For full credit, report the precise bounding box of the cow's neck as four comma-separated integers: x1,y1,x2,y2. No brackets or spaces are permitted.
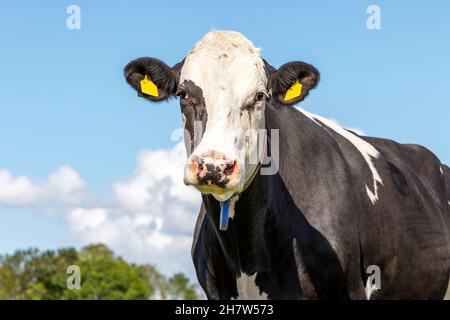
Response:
200,103,326,278
201,167,271,276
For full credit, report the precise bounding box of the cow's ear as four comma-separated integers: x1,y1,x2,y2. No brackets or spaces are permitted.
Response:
270,61,320,105
124,57,179,101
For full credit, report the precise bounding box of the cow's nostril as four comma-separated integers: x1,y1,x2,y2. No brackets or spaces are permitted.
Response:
223,160,237,176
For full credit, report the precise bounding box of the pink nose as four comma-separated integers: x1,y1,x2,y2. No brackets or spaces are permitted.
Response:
188,150,238,187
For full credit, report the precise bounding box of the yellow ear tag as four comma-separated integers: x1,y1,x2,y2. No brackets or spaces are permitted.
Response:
140,75,159,97
284,80,303,101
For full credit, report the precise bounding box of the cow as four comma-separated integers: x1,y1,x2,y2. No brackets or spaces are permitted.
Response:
124,31,450,299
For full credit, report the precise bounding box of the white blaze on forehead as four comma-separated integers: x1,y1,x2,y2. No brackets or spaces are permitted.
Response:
296,107,384,204
180,31,268,198
179,31,267,156
180,31,267,95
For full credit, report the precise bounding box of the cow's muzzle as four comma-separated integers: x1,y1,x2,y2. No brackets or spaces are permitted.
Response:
184,150,241,194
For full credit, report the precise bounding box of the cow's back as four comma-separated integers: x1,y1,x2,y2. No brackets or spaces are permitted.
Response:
443,165,450,202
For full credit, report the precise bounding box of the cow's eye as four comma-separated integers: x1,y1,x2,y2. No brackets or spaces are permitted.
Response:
254,91,267,102
176,90,188,99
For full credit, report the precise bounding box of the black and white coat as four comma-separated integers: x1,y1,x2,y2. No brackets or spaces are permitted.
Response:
124,30,450,300
192,103,450,299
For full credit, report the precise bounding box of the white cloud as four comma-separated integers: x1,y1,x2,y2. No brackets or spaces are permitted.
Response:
0,165,85,206
113,143,199,212
67,207,107,232
0,143,201,277
0,170,38,205
44,166,86,205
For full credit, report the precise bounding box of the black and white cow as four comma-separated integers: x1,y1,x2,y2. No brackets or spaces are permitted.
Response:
124,31,450,299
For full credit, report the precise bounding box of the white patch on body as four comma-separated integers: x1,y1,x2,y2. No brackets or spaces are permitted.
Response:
180,31,267,199
233,272,268,300
296,107,383,204
440,165,444,176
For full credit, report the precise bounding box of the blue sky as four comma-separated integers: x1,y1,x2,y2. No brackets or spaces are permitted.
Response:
0,1,449,276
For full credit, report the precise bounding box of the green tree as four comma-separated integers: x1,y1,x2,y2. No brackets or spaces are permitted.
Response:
167,273,198,300
0,244,199,300
63,244,152,300
0,248,39,299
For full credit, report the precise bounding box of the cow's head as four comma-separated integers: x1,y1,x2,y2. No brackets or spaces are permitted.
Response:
124,31,319,201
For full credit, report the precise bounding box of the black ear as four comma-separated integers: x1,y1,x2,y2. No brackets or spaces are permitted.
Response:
124,57,180,101
270,61,320,105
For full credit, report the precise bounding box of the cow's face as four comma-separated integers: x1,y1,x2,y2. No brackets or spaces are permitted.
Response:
124,31,319,201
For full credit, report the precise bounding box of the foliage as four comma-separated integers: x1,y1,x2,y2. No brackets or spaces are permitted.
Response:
0,244,198,300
